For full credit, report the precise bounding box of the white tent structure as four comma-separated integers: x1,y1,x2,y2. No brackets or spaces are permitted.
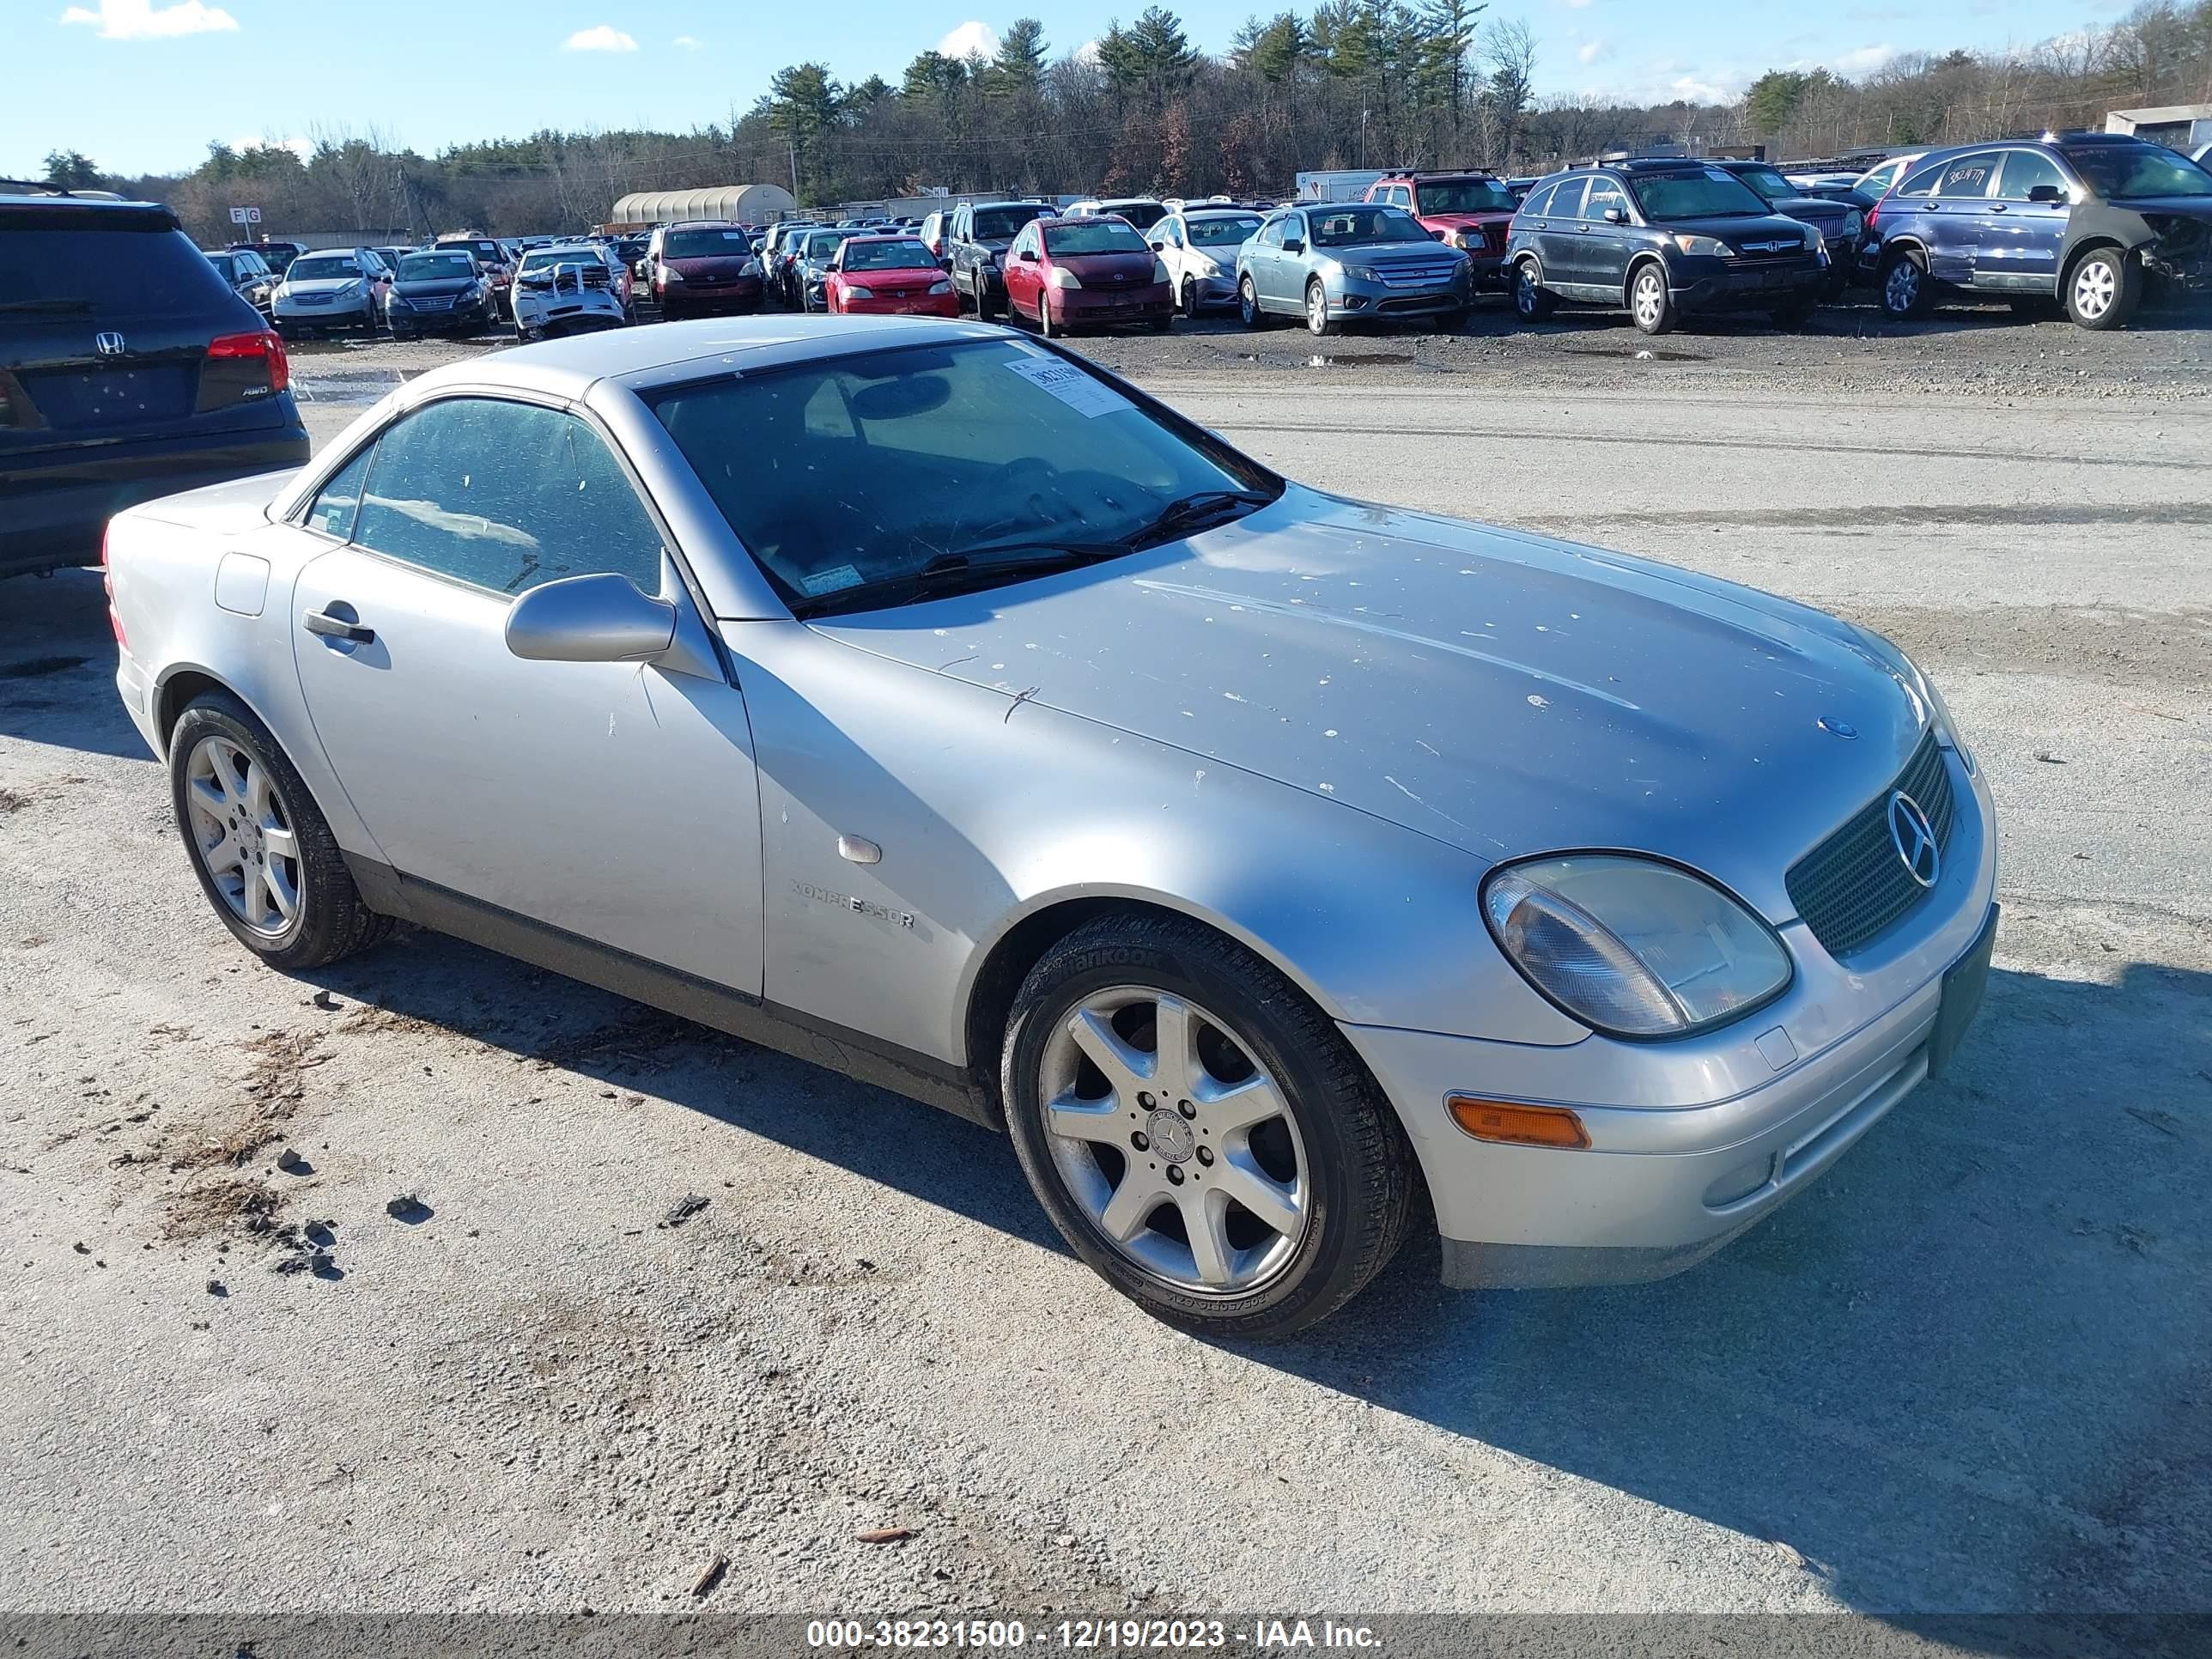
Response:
605,185,799,229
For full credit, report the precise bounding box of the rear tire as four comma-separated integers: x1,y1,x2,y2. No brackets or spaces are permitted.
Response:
2065,246,2139,331
169,692,394,973
1880,246,1934,320
1511,259,1554,321
1000,913,1417,1340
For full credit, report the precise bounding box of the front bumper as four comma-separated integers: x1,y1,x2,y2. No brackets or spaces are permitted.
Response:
273,296,376,330
1326,272,1472,319
661,276,763,311
1053,283,1172,325
387,298,492,334
1674,258,1826,312
841,291,959,317
1344,748,1997,1288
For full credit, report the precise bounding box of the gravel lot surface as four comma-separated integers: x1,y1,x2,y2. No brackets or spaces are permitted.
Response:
3,306,2208,1635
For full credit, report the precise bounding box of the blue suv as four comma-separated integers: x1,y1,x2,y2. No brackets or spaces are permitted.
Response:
1865,132,2212,330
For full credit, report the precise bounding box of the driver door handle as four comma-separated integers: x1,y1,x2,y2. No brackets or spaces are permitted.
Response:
304,608,374,645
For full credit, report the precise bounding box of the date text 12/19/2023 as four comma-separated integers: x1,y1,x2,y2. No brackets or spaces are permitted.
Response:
805,1619,1382,1650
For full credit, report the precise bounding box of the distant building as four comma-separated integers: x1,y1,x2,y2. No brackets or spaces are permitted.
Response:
605,185,799,229
2105,105,2212,149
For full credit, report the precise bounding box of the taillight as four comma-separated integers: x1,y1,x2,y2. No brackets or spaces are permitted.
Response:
100,526,127,649
1864,194,1886,235
208,329,289,394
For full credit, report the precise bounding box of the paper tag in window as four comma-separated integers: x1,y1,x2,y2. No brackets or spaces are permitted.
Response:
1004,356,1131,418
799,564,863,596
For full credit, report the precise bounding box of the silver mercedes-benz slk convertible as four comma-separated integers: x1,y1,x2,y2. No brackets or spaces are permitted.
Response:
104,317,1997,1338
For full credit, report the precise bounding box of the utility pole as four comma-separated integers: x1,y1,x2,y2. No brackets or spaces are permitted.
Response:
789,137,799,204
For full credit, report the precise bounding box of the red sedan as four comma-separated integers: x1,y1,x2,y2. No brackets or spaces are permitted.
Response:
1002,216,1172,336
824,236,959,318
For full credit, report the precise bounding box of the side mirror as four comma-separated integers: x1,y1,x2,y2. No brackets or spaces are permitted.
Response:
1602,207,1626,224
1018,248,1039,263
2027,184,2065,204
1282,239,1304,255
1430,228,1447,240
505,572,676,663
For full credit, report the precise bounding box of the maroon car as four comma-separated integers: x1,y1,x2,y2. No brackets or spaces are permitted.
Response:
1363,171,1521,288
1001,215,1171,336
648,222,763,319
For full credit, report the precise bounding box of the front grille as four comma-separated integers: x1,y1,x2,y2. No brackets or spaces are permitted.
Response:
1376,258,1462,289
413,295,457,312
1785,731,1956,959
1735,238,1808,261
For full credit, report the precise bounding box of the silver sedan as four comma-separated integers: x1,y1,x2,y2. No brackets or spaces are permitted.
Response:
104,318,1996,1338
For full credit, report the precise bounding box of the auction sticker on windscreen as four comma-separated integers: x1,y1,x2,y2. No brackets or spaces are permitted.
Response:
1006,352,1132,417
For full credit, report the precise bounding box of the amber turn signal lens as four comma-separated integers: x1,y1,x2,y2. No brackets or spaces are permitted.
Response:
1446,1095,1590,1149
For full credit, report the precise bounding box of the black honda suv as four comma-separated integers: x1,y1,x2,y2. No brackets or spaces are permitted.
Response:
1507,160,1829,334
3,190,309,579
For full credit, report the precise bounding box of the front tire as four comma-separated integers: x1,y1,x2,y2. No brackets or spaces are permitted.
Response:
170,692,394,972
1001,913,1417,1340
1304,279,1336,337
2065,246,2140,331
1628,262,1676,335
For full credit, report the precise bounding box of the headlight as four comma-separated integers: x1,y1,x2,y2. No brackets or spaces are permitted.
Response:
387,293,411,310
1844,623,1973,774
741,258,762,277
1843,209,1863,235
844,284,875,299
1189,255,1220,278
1482,856,1792,1038
927,278,953,294
1344,264,1384,282
1452,228,1476,248
1802,226,1826,253
1669,234,1735,258
1151,257,1170,283
1047,266,1082,289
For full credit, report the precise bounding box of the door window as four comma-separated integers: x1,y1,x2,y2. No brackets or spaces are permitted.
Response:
1584,179,1629,222
1521,183,1557,217
1256,216,1286,249
306,446,374,541
1547,178,1589,220
351,398,666,598
1996,150,2070,202
1934,152,2002,198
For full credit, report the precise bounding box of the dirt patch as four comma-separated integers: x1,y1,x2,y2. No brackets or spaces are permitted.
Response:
0,788,27,815
161,1028,333,1172
1849,603,2212,698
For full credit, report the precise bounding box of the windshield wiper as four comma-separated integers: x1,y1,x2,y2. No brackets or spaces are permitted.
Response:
0,298,94,313
1126,489,1273,549
793,541,1128,619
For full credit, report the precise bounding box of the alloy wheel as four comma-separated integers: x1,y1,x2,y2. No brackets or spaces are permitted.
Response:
1885,258,1920,314
183,734,301,938
1632,270,1665,330
1306,283,1328,333
2072,259,2115,321
1037,986,1308,1295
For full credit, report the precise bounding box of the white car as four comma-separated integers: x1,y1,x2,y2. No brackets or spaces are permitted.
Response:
270,247,389,338
509,244,629,343
1066,196,1170,234
1147,206,1266,316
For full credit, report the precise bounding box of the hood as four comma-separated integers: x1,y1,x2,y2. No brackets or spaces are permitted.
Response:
394,276,477,297
1769,196,1850,222
815,489,1930,917
666,254,755,277
1328,239,1462,262
1420,210,1515,229
1668,212,1814,245
2116,195,2212,220
846,265,941,289
1056,250,1158,283
280,275,364,295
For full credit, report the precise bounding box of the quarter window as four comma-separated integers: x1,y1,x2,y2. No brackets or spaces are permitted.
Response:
351,398,665,598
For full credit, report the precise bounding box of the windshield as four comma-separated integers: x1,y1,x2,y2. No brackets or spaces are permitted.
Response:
665,227,751,258
1735,167,1798,202
650,337,1274,614
2063,143,2212,199
843,239,937,271
1187,215,1262,246
1627,169,1771,219
1043,219,1149,255
802,232,847,258
1309,206,1431,246
1415,179,1516,214
973,204,1049,240
1106,201,1167,230
520,248,598,273
287,256,357,283
399,252,472,281
206,254,237,280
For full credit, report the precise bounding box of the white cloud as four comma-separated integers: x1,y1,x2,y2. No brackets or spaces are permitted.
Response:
937,21,997,59
562,25,636,52
1669,73,1740,104
1577,38,1613,65
1553,0,1595,9
1833,43,1898,76
58,0,238,39
672,34,700,48
1073,38,1101,67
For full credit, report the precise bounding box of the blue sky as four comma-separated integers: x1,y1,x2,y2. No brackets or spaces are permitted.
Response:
7,0,2106,177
